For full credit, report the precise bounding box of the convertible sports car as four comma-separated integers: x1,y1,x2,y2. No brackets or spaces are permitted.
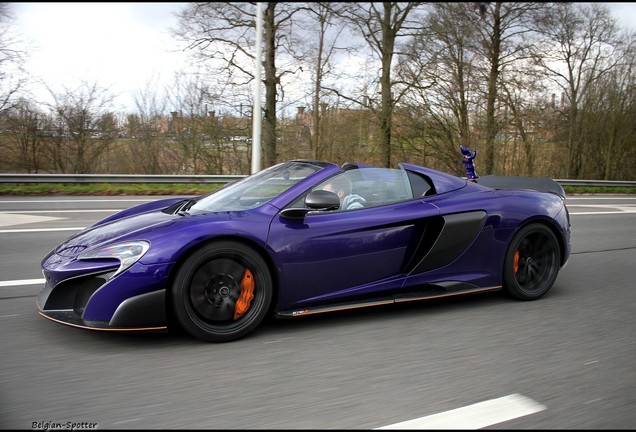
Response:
37,160,571,342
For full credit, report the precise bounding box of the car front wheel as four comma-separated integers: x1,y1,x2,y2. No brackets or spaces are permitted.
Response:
172,241,273,342
503,223,561,301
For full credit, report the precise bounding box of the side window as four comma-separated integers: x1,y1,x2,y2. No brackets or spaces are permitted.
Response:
352,169,413,207
315,171,366,211
304,168,414,211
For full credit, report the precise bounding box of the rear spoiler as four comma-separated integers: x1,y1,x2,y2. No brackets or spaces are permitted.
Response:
477,175,565,198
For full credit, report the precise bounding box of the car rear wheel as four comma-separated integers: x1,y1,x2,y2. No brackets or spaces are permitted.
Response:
503,223,560,300
172,241,273,342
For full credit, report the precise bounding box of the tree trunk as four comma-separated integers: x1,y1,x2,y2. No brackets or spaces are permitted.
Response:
263,3,278,167
484,2,502,175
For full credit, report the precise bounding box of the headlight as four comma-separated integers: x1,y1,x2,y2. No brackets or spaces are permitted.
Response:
78,241,150,277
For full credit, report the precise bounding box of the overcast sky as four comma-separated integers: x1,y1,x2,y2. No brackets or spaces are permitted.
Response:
9,2,636,113
11,2,189,111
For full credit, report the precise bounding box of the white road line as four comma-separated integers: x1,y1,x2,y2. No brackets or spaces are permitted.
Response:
568,204,636,209
568,204,636,215
0,209,122,213
374,394,546,430
0,278,45,287
567,197,636,200
570,211,636,215
0,199,156,203
0,214,63,228
0,227,84,233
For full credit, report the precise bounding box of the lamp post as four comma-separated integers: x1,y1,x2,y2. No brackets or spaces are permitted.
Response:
251,2,263,174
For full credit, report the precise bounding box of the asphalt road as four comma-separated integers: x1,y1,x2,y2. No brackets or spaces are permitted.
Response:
1,195,635,430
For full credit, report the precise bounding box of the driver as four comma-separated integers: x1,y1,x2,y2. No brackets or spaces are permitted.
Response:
321,175,366,210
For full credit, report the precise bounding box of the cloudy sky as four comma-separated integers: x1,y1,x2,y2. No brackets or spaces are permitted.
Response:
11,2,189,111
9,2,636,112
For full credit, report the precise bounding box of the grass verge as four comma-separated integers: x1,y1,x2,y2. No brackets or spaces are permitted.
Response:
0,183,223,196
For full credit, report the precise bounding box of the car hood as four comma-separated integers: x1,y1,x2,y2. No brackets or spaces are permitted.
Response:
53,211,177,258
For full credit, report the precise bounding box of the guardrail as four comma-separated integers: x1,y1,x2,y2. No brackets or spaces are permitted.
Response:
0,173,246,184
554,179,636,188
0,174,634,188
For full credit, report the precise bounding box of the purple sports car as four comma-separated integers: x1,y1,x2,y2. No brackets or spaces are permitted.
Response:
37,160,571,342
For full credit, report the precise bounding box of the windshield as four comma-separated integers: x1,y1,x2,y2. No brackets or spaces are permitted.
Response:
188,161,327,213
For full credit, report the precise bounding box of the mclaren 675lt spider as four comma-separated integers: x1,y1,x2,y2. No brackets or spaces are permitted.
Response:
37,160,571,342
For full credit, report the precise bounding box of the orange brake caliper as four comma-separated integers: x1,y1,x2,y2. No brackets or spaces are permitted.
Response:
513,251,520,273
234,269,255,320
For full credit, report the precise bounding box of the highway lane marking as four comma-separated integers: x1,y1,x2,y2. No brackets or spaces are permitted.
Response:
571,211,636,215
0,211,93,232
568,204,636,215
0,199,157,203
567,197,636,200
374,393,546,430
0,227,85,233
0,209,122,213
0,213,63,227
568,204,636,209
0,210,108,233
0,278,45,287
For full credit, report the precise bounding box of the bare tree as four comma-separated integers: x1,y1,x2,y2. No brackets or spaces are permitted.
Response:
532,2,627,178
294,2,352,160
329,2,425,167
121,77,172,174
0,3,27,114
45,81,117,173
396,2,478,174
0,99,44,172
174,2,306,168
464,2,548,175
577,44,636,180
166,70,240,175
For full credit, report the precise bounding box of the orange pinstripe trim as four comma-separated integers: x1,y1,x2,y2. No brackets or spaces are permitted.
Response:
394,286,502,303
38,311,167,332
292,299,394,316
289,286,502,316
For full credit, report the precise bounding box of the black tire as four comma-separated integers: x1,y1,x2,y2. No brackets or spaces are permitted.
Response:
503,223,561,301
172,241,273,342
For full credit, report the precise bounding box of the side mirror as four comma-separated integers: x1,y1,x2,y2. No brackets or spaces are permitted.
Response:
305,190,340,210
280,190,340,220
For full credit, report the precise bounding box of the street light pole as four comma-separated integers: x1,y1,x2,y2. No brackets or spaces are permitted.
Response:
251,2,263,174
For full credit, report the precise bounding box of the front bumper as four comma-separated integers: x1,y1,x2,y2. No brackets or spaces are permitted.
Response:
37,262,173,331
37,288,167,331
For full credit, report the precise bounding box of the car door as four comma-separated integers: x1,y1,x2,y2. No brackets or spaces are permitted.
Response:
267,169,440,311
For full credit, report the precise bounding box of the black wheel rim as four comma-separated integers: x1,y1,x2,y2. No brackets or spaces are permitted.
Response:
189,258,252,323
513,232,557,294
